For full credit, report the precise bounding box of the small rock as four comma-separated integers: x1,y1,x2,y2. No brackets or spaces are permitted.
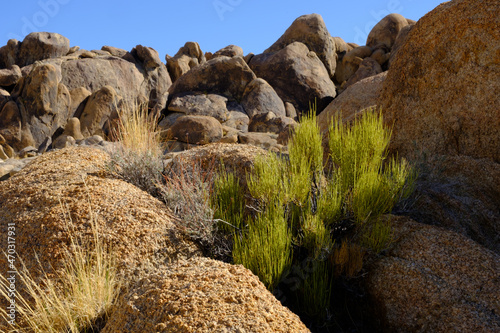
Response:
52,135,76,149
63,117,84,140
168,115,223,145
168,93,229,122
0,65,22,87
37,136,52,154
213,45,244,58
238,132,279,150
18,146,37,158
0,146,7,160
82,135,104,146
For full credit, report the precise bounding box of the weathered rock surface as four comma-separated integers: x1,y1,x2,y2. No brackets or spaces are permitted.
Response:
241,78,286,118
318,72,387,133
213,44,244,58
168,93,229,122
366,13,409,49
0,147,200,332
79,85,121,137
264,13,337,78
248,111,296,135
343,57,382,89
103,257,310,333
0,39,20,69
17,32,70,67
388,24,414,67
18,63,72,149
406,155,500,254
334,45,372,84
166,42,206,82
379,0,500,162
250,42,336,113
367,216,500,333
0,65,22,86
168,115,223,145
169,56,256,101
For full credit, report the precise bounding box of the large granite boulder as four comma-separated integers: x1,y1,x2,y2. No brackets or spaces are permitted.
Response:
249,42,336,114
102,257,310,333
264,13,337,78
379,0,500,162
367,216,500,332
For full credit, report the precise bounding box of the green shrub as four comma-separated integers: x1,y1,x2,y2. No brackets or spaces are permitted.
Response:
233,200,292,291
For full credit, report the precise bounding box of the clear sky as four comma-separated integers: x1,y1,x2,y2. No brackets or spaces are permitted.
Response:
2,0,444,61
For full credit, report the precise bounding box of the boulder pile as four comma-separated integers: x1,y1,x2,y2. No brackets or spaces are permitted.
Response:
1,1,499,332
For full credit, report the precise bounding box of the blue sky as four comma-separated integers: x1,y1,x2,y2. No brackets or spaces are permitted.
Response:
2,0,444,60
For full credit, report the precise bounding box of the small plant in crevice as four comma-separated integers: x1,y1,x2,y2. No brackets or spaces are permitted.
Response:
106,102,165,197
210,107,416,324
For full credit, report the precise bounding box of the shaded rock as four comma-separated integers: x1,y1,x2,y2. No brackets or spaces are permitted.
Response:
60,57,151,109
101,45,127,57
0,65,22,86
370,48,390,66
241,78,286,118
166,42,206,82
17,32,70,67
249,112,296,135
388,24,414,67
79,85,121,137
265,14,337,78
169,56,256,101
52,134,76,149
0,159,26,180
102,257,310,333
69,86,91,117
133,44,163,70
0,39,20,69
244,52,254,64
366,13,409,49
405,155,500,254
335,45,372,84
223,109,249,132
213,44,244,58
18,145,38,158
238,132,279,150
37,136,51,153
379,0,500,162
343,57,382,89
285,102,297,120
0,147,200,331
367,216,500,333
0,100,22,146
168,93,229,122
168,115,223,145
17,64,72,149
158,112,185,132
318,72,387,133
250,42,336,114
80,134,104,146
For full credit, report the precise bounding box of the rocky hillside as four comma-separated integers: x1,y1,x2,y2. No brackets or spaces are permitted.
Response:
1,0,499,332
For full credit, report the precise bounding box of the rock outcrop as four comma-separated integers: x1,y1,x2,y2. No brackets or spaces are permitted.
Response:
379,0,500,162
318,72,387,133
367,216,500,332
250,42,336,113
0,147,199,308
264,14,337,78
102,257,310,333
169,55,256,102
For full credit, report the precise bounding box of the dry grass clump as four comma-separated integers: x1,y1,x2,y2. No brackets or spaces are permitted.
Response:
0,200,120,333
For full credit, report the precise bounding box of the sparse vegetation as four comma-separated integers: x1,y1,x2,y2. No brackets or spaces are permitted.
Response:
210,107,416,321
0,200,120,333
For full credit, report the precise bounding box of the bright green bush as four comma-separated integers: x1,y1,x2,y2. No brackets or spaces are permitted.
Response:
233,200,292,291
211,107,415,321
212,164,245,232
